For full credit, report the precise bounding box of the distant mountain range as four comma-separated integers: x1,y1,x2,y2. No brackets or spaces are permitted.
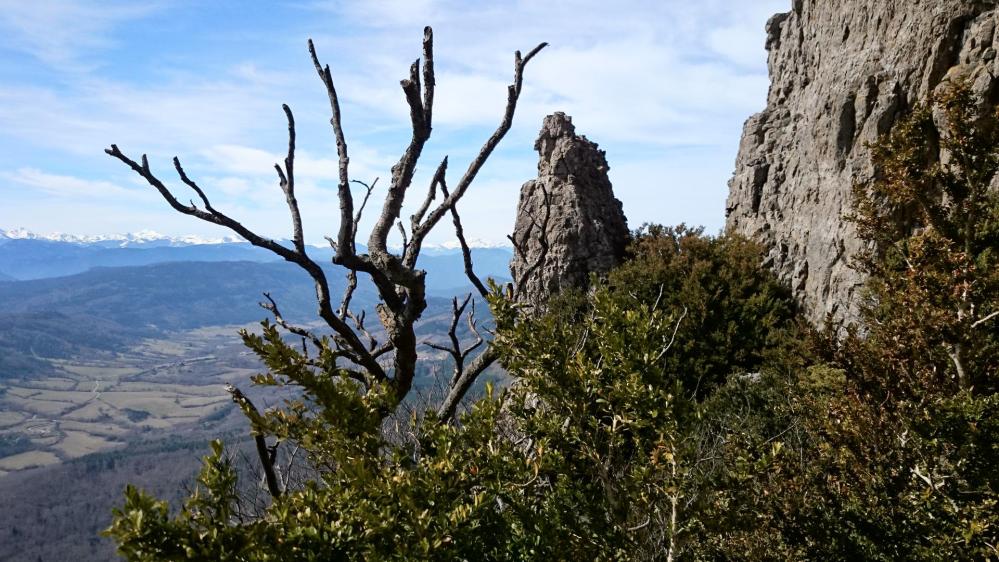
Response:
0,227,243,248
0,259,500,376
0,227,512,252
0,228,513,288
0,228,511,378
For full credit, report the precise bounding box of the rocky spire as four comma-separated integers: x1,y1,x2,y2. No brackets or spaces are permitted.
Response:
509,112,629,307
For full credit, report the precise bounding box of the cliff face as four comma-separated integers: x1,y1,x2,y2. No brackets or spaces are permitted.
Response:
727,0,999,324
509,112,629,307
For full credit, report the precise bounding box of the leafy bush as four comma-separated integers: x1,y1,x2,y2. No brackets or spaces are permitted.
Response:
105,227,800,561
607,225,797,396
103,83,999,562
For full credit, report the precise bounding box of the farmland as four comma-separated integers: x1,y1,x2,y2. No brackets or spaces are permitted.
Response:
0,324,255,476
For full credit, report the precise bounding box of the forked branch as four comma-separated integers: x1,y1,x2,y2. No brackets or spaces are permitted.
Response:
226,383,281,499
427,295,490,420
108,27,547,427
405,40,548,269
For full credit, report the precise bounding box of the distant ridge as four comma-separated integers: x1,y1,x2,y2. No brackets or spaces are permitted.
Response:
0,227,513,289
0,227,244,248
0,227,512,252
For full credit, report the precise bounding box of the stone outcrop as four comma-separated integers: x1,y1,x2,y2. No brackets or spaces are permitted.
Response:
727,0,999,325
509,112,629,306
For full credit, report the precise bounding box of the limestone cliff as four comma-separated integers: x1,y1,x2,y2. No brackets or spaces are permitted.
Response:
509,112,629,307
727,0,999,324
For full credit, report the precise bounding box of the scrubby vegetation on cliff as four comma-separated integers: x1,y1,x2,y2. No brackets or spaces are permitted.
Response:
104,83,998,561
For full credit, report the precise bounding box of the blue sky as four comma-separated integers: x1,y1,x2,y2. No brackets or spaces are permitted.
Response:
0,0,788,246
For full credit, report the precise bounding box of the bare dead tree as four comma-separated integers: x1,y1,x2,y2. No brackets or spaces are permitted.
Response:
106,28,546,428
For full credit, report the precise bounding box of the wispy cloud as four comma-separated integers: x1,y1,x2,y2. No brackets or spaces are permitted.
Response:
0,72,283,158
2,167,143,200
0,0,790,241
0,0,161,69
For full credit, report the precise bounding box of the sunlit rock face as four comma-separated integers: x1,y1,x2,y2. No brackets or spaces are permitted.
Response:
728,0,999,325
510,112,629,307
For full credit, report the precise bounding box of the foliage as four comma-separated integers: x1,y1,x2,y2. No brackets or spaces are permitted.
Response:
826,81,999,558
104,83,999,561
851,83,999,395
607,225,797,396
105,228,800,561
722,81,999,560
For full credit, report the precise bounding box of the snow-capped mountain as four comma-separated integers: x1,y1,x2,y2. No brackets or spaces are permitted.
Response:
412,239,513,256
0,226,513,284
432,238,512,251
1,227,511,251
0,228,245,248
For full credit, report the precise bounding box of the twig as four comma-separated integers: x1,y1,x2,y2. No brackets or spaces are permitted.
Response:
971,309,999,329
656,307,688,362
225,383,281,499
308,38,354,255
260,292,323,350
439,181,488,297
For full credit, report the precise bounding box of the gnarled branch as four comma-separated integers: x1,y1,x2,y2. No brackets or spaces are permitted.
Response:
108,28,546,416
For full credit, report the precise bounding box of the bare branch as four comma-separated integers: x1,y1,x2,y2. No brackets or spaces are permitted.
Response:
279,443,302,493
507,222,532,262
308,39,354,256
397,221,409,253
427,294,489,421
110,29,545,415
346,309,379,352
350,178,378,246
226,383,281,499
437,346,498,421
336,178,378,321
448,295,472,366
338,271,358,320
106,146,387,382
369,29,435,257
411,157,447,236
174,158,213,212
445,191,488,298
656,306,688,362
260,292,322,349
462,298,485,360
947,344,969,390
412,41,547,250
277,104,305,254
421,26,435,129
971,309,999,329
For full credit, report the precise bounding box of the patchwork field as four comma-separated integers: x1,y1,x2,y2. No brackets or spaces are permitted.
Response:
0,324,258,472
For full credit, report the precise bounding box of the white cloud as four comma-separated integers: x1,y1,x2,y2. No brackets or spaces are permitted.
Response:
0,0,793,240
0,0,161,69
0,73,283,158
2,167,144,200
309,0,787,149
